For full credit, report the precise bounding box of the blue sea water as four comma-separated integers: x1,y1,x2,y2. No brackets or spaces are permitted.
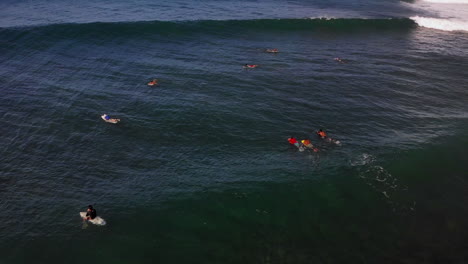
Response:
1,0,468,263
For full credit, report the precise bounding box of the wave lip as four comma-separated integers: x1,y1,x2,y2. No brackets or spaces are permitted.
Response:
410,16,468,32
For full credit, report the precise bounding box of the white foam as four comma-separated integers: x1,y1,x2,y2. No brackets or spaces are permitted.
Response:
411,16,468,31
350,153,375,166
410,0,468,32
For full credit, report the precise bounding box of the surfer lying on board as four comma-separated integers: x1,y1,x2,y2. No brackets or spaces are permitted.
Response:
147,79,158,86
288,136,306,152
301,139,319,152
101,114,120,124
316,129,341,145
334,57,345,63
243,64,258,69
316,129,327,139
84,205,97,220
266,48,279,53
287,136,300,148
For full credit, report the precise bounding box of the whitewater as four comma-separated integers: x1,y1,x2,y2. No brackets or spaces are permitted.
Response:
410,0,468,31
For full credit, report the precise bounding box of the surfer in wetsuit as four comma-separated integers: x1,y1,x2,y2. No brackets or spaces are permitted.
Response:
85,205,97,220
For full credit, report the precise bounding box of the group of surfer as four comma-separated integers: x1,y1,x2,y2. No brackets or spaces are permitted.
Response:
101,49,347,124
93,50,345,225
288,129,339,152
288,136,319,152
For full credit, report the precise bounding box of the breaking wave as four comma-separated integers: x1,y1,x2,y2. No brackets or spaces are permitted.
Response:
410,0,468,32
411,16,468,31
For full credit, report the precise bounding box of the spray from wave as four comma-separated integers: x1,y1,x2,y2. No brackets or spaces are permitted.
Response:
410,0,468,32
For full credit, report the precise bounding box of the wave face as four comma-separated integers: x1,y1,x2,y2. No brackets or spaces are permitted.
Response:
0,0,416,28
0,18,417,42
410,0,468,31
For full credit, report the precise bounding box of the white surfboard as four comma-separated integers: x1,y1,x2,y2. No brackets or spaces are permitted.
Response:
101,114,120,124
80,212,106,226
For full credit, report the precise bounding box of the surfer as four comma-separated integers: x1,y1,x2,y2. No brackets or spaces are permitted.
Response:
316,129,327,139
84,205,97,220
288,136,300,148
101,114,120,124
243,64,258,69
266,48,279,53
301,139,314,148
334,57,345,63
301,139,319,152
79,205,106,226
147,79,158,86
301,139,318,150
316,129,341,145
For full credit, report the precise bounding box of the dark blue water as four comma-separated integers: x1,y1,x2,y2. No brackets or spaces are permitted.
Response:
1,0,468,263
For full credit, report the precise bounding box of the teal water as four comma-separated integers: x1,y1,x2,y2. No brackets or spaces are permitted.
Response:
1,0,468,263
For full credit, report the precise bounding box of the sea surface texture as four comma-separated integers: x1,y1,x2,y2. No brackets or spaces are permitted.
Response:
1,0,468,263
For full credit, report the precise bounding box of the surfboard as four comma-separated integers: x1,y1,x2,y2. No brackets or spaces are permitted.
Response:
101,114,119,124
80,212,106,226
326,138,341,145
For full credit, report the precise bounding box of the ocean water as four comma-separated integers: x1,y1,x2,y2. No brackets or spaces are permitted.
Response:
1,0,468,263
